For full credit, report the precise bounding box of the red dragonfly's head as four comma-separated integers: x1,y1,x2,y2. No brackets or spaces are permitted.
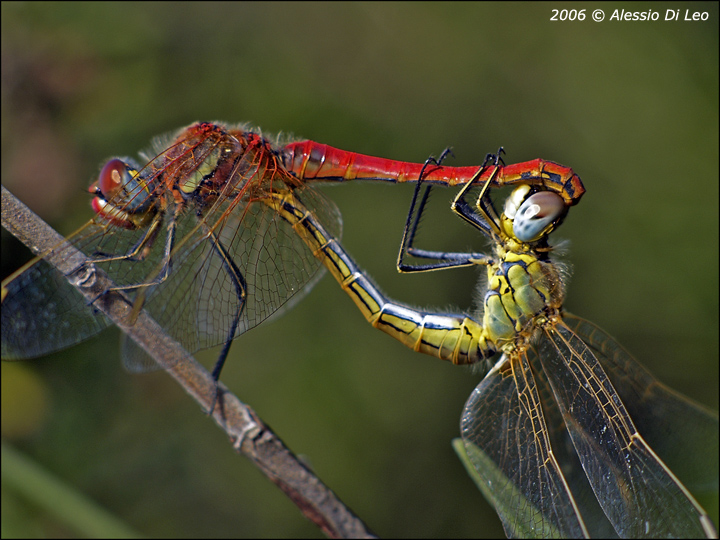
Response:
89,158,156,229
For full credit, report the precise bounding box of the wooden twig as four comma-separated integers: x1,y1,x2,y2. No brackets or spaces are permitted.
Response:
1,186,375,539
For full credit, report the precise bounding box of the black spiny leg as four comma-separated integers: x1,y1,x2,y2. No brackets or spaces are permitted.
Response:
449,148,507,237
397,149,492,273
205,228,247,414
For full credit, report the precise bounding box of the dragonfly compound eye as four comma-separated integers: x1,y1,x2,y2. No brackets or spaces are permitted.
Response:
96,158,133,200
90,157,152,229
512,190,565,242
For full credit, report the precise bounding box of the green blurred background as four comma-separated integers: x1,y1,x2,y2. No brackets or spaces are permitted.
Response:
1,2,717,538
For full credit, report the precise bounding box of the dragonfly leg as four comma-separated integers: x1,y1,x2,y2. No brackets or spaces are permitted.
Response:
91,211,164,263
401,149,455,262
450,147,504,231
397,154,492,273
449,162,502,237
109,214,179,330
206,228,247,385
483,147,505,168
83,210,178,318
195,229,247,413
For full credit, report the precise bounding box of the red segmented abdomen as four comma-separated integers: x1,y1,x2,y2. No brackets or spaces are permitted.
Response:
282,140,482,185
282,141,584,205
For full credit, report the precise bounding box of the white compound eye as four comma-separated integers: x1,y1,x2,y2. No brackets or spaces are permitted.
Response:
512,191,565,242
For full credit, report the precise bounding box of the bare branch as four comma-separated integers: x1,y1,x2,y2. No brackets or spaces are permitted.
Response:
1,186,375,539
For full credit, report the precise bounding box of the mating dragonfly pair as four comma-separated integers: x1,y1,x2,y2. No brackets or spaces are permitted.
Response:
2,122,717,538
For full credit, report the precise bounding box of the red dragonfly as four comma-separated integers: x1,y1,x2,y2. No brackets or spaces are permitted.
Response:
1,121,581,380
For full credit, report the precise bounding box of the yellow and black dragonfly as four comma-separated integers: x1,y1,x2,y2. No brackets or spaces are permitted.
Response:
266,151,718,538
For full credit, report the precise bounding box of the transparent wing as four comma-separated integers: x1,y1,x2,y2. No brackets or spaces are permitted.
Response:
539,319,716,538
2,218,139,360
563,313,718,497
461,352,588,538
2,169,341,371
120,180,340,371
2,240,111,359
